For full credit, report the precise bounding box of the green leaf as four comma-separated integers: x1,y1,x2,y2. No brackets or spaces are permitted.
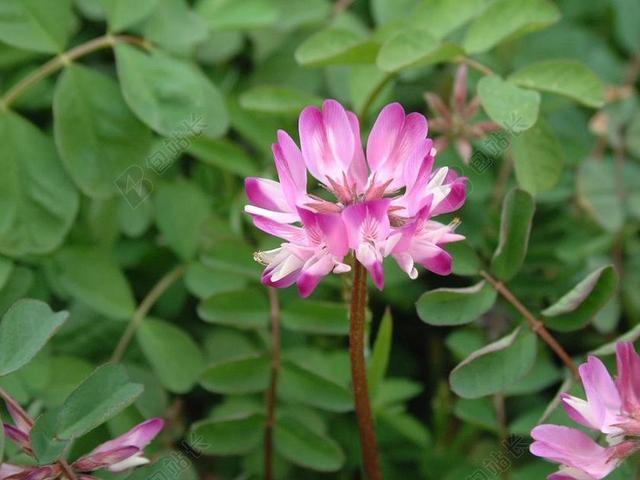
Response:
188,136,258,177
509,60,605,108
274,415,345,472
155,181,210,261
143,0,208,55
0,0,75,53
30,409,69,464
0,300,68,376
197,0,279,30
477,76,540,133
543,266,619,332
376,27,463,73
239,86,321,115
190,413,265,456
295,28,379,67
463,0,560,54
411,0,487,39
0,258,13,292
137,318,204,394
184,262,248,300
53,64,152,198
612,0,640,53
577,158,624,232
200,354,270,394
198,289,269,329
281,300,349,335
54,247,135,320
100,0,159,32
448,241,481,276
512,119,564,195
279,361,352,412
0,112,79,257
368,310,392,397
450,327,537,398
371,0,419,25
115,44,228,138
56,363,143,439
416,281,497,326
490,188,535,281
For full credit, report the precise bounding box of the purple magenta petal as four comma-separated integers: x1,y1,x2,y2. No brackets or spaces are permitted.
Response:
74,446,140,472
90,418,164,456
616,342,640,414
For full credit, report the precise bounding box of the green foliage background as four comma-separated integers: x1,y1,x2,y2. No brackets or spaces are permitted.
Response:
0,0,639,478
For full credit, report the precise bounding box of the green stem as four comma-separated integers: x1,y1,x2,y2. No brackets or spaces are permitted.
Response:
111,265,185,363
349,261,382,480
264,288,281,480
455,55,495,76
1,34,149,110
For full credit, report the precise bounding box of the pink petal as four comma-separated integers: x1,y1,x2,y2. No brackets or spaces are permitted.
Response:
367,103,428,191
244,178,298,223
251,215,306,243
91,418,164,456
414,245,453,275
299,100,354,184
548,473,588,480
5,403,31,434
530,425,617,479
579,356,622,432
297,208,349,257
3,424,31,452
297,254,336,298
616,342,640,414
341,199,392,248
346,111,368,192
74,446,140,472
273,130,306,208
0,464,27,479
260,245,310,288
431,174,467,216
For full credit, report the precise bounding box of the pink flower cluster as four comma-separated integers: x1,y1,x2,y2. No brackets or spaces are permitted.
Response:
245,100,467,297
531,342,640,479
1,398,164,480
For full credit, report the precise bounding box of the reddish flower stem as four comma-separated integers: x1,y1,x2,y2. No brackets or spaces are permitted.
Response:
264,287,281,480
349,261,382,480
480,270,580,380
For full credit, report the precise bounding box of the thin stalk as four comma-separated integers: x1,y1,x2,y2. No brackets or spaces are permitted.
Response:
1,34,149,110
480,270,580,380
0,388,77,480
59,460,78,480
111,265,185,363
349,261,382,480
264,287,281,480
456,56,495,76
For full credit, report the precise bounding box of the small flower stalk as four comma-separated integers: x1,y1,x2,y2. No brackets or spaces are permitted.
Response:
246,99,468,297
531,342,640,479
1,392,164,480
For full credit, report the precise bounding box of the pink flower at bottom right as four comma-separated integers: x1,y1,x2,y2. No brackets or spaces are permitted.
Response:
530,342,640,479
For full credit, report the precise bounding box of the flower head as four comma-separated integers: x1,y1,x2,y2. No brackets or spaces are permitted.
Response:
425,65,499,163
530,342,640,479
1,393,164,480
245,100,467,297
